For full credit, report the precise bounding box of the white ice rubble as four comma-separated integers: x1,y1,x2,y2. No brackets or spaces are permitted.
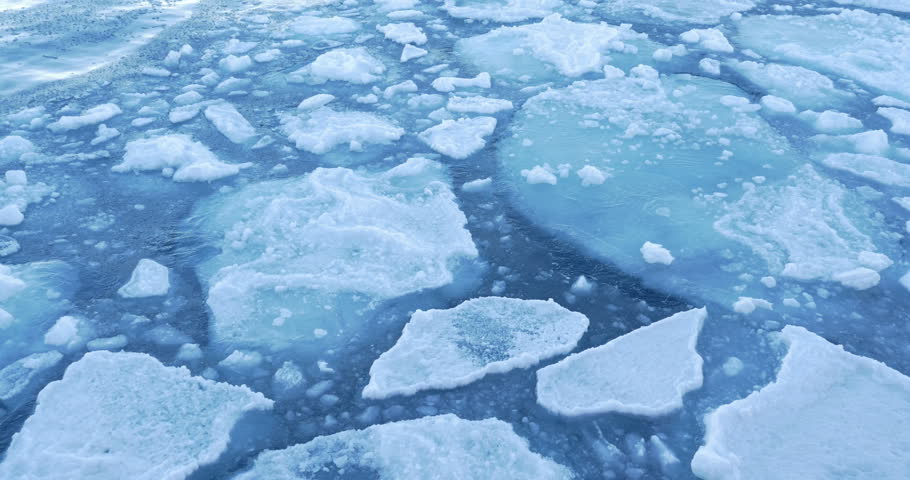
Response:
112,134,248,182
280,107,404,157
235,414,573,480
419,117,497,159
692,326,910,480
536,308,706,417
288,47,385,84
363,297,589,399
0,351,273,480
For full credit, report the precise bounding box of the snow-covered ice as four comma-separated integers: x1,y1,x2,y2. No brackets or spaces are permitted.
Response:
280,107,404,157
289,47,386,84
536,308,706,417
364,297,589,399
112,134,246,182
419,116,497,159
692,326,910,479
0,351,272,480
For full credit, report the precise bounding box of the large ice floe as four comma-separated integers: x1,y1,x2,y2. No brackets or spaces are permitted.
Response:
691,326,910,479
194,158,478,353
234,414,573,479
497,69,895,309
0,351,272,480
364,297,589,399
537,308,705,417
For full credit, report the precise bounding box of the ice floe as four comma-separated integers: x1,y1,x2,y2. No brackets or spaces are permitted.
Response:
235,414,573,479
112,134,247,182
364,297,588,399
692,326,910,479
536,308,705,417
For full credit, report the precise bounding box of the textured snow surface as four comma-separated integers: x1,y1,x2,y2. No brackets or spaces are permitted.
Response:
113,134,245,182
195,158,478,352
692,326,910,480
537,308,706,417
364,297,589,399
235,414,574,480
0,351,272,480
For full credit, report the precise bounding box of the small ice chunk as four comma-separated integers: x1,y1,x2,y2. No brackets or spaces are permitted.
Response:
118,259,170,298
799,110,863,133
90,124,120,145
722,357,744,376
400,44,428,62
0,136,35,163
521,165,557,185
280,107,404,155
363,297,589,399
699,58,721,75
288,16,360,36
418,117,497,159
732,296,773,315
289,47,385,84
47,104,122,133
0,351,273,480
680,28,734,53
570,275,594,295
297,94,335,110
576,165,608,186
86,335,129,351
235,414,572,480
223,38,257,55
446,96,513,114
377,22,427,45
383,80,418,99
691,326,910,480
878,107,910,136
432,72,491,92
218,55,253,73
43,315,85,349
204,103,256,144
461,177,492,192
536,308,706,417
641,242,674,265
0,205,24,226
821,153,910,188
112,135,244,182
760,95,796,114
832,267,880,290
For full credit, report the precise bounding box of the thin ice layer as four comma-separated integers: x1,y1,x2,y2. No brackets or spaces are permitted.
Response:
736,10,910,101
0,351,273,480
692,326,910,479
235,414,573,480
195,158,478,352
536,308,706,417
364,297,589,399
0,261,77,369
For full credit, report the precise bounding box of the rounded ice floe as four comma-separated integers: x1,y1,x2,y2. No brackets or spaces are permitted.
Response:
194,158,478,353
112,134,247,182
691,325,910,480
441,0,563,23
363,297,589,399
0,351,272,480
457,15,657,82
234,414,573,480
288,47,385,84
497,71,895,309
118,259,170,298
279,107,404,157
602,0,756,24
536,307,706,417
0,261,77,369
418,116,497,159
735,9,910,101
640,242,674,265
679,28,733,53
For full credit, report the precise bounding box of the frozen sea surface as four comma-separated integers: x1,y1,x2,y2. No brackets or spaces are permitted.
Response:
1,0,909,478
